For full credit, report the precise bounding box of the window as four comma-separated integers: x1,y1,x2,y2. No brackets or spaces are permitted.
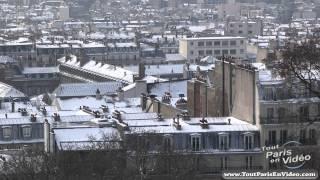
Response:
278,108,286,120
219,133,230,150
214,41,221,46
206,50,212,55
163,135,173,152
198,42,204,47
214,50,221,55
240,49,244,54
190,42,194,46
198,50,204,56
221,157,228,169
239,24,243,28
268,130,276,146
246,156,253,169
280,130,287,145
230,41,236,46
190,50,194,55
22,126,31,138
244,133,254,150
238,30,243,34
230,24,234,27
299,106,309,120
240,40,244,45
137,135,150,150
300,129,306,143
2,127,12,138
267,108,274,119
264,88,274,100
309,129,316,140
191,134,201,151
222,41,228,46
222,49,228,55
248,31,253,34
206,41,212,46
230,49,236,55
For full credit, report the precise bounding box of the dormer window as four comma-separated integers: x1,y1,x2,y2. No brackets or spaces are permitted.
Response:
218,133,230,150
190,133,201,151
243,132,254,150
2,126,12,139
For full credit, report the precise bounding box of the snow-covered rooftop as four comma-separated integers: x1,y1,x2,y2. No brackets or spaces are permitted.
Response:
22,67,59,74
0,82,25,98
54,82,123,98
54,127,121,151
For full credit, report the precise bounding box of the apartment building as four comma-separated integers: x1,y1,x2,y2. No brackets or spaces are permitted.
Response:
179,37,247,62
225,20,263,37
187,60,320,169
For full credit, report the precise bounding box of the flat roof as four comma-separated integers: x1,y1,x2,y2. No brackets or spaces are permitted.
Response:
180,36,246,41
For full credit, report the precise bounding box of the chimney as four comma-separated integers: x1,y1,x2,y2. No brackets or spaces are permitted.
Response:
44,119,51,153
228,118,231,125
50,130,55,153
53,113,61,122
138,63,145,80
141,93,147,110
117,87,124,101
11,101,15,113
30,114,37,122
200,117,209,129
96,88,102,100
135,80,147,94
112,110,122,122
0,99,2,109
101,105,109,113
173,115,182,130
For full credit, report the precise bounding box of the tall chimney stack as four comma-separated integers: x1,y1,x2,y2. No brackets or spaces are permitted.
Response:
11,101,15,113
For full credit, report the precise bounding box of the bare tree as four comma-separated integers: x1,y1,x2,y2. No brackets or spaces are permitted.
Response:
277,39,320,97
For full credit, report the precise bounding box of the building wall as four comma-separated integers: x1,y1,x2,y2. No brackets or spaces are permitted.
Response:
179,37,247,62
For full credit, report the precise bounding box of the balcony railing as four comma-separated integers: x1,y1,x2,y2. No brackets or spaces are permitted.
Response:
260,115,320,124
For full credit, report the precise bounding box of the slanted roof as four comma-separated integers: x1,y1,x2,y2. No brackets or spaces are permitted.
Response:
54,82,123,98
0,82,25,98
54,127,121,151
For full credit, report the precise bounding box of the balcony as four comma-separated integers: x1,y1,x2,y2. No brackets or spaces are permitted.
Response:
260,115,320,124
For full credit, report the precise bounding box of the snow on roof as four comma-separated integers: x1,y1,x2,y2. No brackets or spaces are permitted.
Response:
258,70,284,85
251,63,266,71
58,55,136,83
120,112,158,120
0,117,46,125
142,76,168,84
165,54,186,62
54,82,122,98
54,127,120,151
188,64,215,72
0,82,25,98
149,80,187,97
22,67,59,74
56,97,108,111
82,60,136,83
126,117,258,134
122,83,136,92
